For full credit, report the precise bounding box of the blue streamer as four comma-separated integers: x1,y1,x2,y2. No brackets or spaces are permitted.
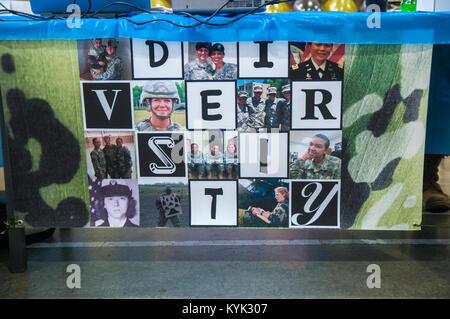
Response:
0,11,450,44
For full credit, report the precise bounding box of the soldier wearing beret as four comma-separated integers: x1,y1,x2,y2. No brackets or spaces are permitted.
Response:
210,43,237,80
136,81,185,131
290,42,343,81
184,42,214,80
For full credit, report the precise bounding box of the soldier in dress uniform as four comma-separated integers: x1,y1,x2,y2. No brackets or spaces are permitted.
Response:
209,43,237,80
246,85,266,132
290,42,343,81
279,84,291,132
136,81,185,131
90,138,106,179
237,91,250,132
115,137,132,179
184,42,214,80
265,86,282,131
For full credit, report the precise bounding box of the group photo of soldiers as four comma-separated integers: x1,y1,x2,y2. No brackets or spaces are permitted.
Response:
289,42,345,81
184,42,237,80
78,38,132,81
187,132,239,180
237,79,291,132
86,131,135,180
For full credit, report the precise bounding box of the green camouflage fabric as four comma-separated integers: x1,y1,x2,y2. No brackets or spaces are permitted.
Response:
135,118,185,131
289,155,341,180
213,62,237,80
268,199,289,227
103,144,118,178
184,59,214,80
205,151,224,164
95,55,123,80
246,97,266,128
139,81,180,105
237,105,250,131
116,146,132,178
90,148,107,179
342,44,432,230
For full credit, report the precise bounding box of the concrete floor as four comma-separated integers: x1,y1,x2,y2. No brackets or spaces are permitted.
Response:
1,159,449,299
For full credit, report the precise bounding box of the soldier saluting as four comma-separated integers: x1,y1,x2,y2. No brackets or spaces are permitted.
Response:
290,42,343,81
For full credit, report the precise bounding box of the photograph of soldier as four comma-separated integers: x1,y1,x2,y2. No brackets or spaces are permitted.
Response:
78,38,131,81
236,91,250,132
237,79,290,132
238,179,289,228
184,42,238,80
289,42,345,81
209,43,237,80
133,80,186,131
205,144,225,179
85,131,136,180
223,138,239,179
139,182,189,227
89,179,139,227
188,143,205,179
289,131,342,180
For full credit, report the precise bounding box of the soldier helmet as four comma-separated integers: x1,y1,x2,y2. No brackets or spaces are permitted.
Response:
106,38,118,48
195,42,212,51
210,43,225,55
268,87,277,95
281,84,291,93
253,85,263,93
238,91,248,98
140,81,181,106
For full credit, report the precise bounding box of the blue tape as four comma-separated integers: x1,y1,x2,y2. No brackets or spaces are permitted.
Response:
0,11,450,44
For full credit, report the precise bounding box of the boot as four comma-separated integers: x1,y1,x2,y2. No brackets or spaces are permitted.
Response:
423,154,450,212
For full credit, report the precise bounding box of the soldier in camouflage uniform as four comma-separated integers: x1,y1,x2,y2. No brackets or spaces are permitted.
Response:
115,137,132,179
155,187,181,227
289,134,341,179
264,86,282,131
246,85,266,132
90,138,106,179
103,135,118,178
278,84,291,132
136,81,185,131
205,145,224,179
237,91,250,132
223,141,239,179
243,187,289,227
209,43,237,80
184,42,214,80
188,143,205,179
93,39,123,81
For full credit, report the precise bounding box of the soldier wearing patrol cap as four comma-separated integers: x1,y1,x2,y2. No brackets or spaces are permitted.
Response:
279,84,291,132
94,38,123,81
237,91,250,132
210,43,237,80
290,42,343,81
184,42,214,80
265,86,282,131
136,81,185,131
246,84,266,132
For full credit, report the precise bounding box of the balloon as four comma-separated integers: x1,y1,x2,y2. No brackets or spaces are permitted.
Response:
322,0,359,12
293,0,322,11
265,3,292,13
151,0,172,8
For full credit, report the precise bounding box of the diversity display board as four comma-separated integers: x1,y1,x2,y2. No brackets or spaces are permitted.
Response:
0,39,433,230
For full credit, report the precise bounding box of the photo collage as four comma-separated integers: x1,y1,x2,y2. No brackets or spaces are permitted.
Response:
77,38,344,229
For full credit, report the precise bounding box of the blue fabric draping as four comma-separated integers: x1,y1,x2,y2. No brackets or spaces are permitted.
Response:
0,11,450,44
